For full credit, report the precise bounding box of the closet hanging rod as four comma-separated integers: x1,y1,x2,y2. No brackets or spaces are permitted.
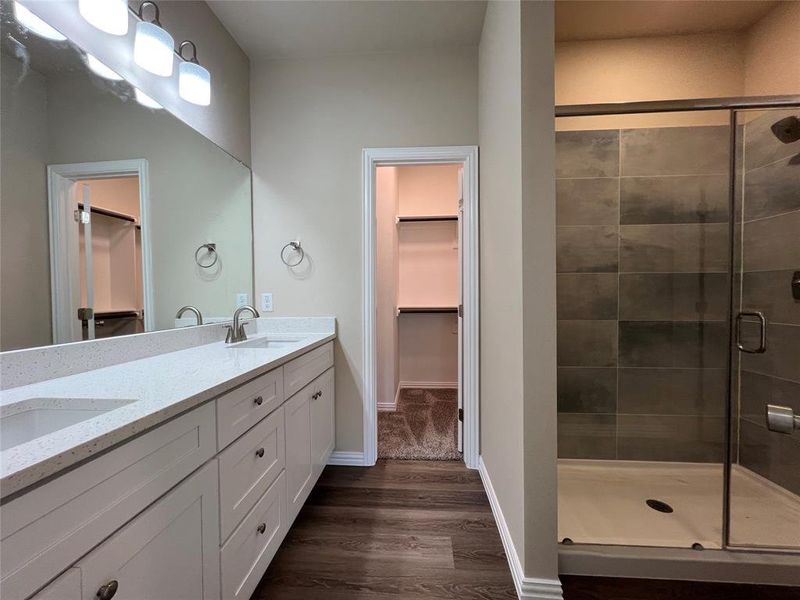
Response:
78,203,137,224
397,215,458,223
397,306,458,314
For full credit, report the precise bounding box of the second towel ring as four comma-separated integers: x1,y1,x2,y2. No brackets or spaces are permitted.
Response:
195,243,218,268
280,240,305,267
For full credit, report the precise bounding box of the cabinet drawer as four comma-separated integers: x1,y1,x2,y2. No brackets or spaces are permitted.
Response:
221,471,287,600
219,406,285,542
217,367,284,449
0,402,216,600
283,341,334,398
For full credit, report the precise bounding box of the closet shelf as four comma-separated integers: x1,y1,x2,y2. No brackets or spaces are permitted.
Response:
78,203,138,224
397,306,458,314
396,215,458,223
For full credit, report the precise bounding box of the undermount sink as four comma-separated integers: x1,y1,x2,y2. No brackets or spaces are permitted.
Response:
228,336,305,349
0,397,136,451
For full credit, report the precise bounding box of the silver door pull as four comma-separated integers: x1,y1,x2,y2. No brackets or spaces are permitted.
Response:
766,404,800,435
735,311,767,354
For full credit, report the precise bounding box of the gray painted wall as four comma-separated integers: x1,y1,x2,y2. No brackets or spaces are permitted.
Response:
250,48,479,453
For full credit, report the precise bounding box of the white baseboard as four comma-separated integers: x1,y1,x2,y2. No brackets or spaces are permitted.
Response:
327,451,368,466
478,457,563,600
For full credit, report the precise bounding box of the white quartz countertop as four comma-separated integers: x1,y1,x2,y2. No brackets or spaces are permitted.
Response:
0,328,335,498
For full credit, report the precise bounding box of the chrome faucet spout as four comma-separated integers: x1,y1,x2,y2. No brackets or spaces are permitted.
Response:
175,305,203,326
228,305,260,343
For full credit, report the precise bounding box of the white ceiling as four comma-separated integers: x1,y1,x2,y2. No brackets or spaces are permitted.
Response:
207,0,487,60
555,0,779,42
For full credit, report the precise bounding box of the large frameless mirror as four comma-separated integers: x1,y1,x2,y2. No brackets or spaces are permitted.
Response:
0,0,253,351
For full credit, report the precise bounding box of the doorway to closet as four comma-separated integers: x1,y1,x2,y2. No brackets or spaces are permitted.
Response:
362,146,479,469
48,159,153,344
377,163,462,460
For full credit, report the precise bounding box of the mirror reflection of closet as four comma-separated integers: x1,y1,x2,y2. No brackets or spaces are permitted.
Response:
76,178,144,340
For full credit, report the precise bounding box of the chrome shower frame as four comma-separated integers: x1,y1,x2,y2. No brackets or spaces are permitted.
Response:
555,95,800,585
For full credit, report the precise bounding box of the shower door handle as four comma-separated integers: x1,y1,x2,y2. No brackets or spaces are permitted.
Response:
735,311,767,354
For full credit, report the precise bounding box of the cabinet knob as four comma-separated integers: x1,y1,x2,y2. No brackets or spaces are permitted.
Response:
255,447,265,458
96,580,118,600
254,396,263,406
257,522,266,534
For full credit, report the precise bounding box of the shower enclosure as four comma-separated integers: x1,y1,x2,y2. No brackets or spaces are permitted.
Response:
555,97,800,554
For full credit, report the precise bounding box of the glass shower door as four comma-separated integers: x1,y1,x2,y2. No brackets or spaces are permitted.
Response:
727,107,800,550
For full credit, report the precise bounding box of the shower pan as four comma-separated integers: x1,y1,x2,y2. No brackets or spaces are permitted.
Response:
554,97,800,567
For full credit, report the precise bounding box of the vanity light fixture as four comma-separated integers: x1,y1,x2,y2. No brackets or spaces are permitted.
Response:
133,1,174,77
178,41,211,106
12,1,67,41
78,0,128,36
134,88,163,110
85,54,123,81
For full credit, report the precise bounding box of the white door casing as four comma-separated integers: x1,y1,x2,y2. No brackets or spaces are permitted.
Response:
361,146,479,469
47,159,152,344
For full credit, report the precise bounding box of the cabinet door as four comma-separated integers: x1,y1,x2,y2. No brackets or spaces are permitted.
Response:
77,461,220,600
30,569,81,600
311,368,335,480
284,388,312,523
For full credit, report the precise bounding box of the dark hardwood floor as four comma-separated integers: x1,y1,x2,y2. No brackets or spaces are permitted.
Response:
252,459,517,599
252,459,800,600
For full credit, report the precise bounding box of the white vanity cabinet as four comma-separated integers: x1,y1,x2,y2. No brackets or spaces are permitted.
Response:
3,339,335,600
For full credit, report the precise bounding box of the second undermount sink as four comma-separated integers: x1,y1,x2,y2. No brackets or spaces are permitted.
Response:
228,336,305,350
0,397,136,451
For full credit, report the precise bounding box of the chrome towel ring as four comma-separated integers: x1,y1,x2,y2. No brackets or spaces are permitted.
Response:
195,242,218,268
280,240,305,267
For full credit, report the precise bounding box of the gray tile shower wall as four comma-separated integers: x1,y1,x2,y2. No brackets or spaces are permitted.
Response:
556,125,730,462
738,110,800,495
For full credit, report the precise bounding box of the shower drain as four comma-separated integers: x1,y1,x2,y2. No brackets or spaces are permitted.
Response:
646,499,674,513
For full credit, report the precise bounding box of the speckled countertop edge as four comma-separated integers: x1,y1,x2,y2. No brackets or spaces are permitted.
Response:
0,331,336,498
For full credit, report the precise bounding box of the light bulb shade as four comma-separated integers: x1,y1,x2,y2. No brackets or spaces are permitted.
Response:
135,88,162,110
86,54,123,81
179,61,211,106
79,0,128,36
134,21,174,77
13,2,67,41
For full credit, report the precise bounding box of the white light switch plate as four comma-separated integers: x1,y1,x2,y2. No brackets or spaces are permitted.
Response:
261,293,273,312
236,293,249,307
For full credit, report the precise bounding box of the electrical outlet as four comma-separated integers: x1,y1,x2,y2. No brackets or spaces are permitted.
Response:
236,293,248,307
261,293,274,312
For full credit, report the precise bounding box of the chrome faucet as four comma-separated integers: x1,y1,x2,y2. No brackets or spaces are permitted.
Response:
175,305,203,326
226,305,260,343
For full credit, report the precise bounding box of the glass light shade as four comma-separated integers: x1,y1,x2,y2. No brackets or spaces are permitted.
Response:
133,20,174,77
13,2,67,41
134,88,162,110
86,54,123,81
79,0,128,36
179,61,211,106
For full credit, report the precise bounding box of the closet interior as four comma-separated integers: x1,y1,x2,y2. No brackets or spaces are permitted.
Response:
376,164,462,461
77,176,144,339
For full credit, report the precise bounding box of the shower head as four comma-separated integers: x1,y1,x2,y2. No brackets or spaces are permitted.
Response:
770,116,800,144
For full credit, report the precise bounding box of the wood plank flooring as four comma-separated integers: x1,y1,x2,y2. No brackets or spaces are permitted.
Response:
251,459,800,600
251,459,517,599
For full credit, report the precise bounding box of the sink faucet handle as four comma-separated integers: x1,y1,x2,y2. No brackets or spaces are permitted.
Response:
223,324,234,343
